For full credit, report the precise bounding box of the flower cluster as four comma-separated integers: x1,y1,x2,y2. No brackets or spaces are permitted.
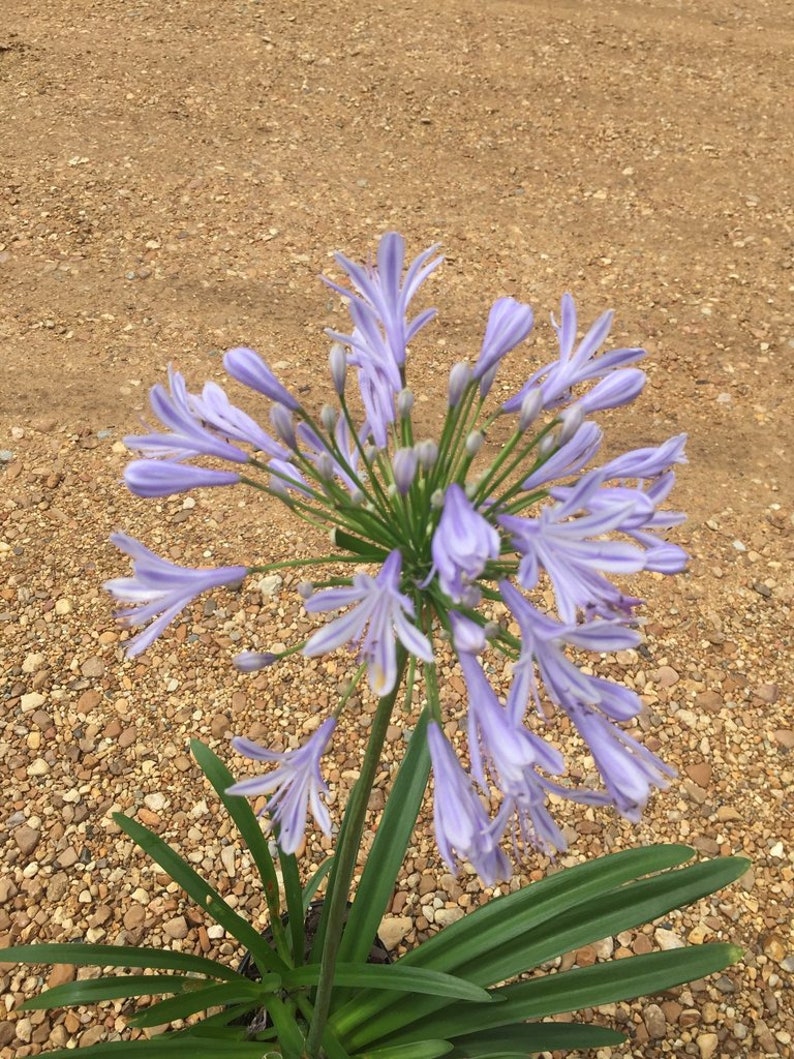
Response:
106,232,687,883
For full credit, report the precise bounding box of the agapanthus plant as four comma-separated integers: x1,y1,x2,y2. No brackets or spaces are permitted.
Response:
4,233,745,1059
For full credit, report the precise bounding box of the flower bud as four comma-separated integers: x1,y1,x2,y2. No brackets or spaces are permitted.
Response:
329,342,347,394
430,488,445,509
233,651,279,672
518,388,543,432
466,431,485,456
416,438,438,470
448,361,472,407
557,403,584,446
397,388,415,419
320,403,338,431
270,403,296,449
316,453,335,480
392,446,418,495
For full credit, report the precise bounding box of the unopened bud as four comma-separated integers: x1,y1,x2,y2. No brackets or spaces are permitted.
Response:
329,342,347,394
392,446,418,495
270,403,296,449
316,453,334,480
416,439,438,470
465,430,485,456
430,488,445,509
518,388,543,432
448,361,473,407
557,403,584,445
320,403,338,431
397,388,415,419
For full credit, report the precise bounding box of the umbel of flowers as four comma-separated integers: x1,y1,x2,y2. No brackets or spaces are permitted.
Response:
106,232,687,883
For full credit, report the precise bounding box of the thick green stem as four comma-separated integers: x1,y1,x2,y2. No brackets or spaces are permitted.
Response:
303,648,409,1058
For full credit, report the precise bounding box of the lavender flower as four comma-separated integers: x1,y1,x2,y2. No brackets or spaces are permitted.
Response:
123,460,241,498
427,722,510,885
188,380,286,460
226,718,337,854
503,293,645,414
431,485,500,603
473,296,534,395
303,550,433,695
223,346,301,410
124,368,249,464
104,533,247,657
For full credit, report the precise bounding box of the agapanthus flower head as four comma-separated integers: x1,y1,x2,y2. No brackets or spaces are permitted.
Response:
111,231,689,878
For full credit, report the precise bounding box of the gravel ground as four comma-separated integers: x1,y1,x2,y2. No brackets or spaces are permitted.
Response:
1,1,792,1056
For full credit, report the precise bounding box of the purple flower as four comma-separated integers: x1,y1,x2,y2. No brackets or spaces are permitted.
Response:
500,580,642,725
473,296,534,395
125,369,249,464
226,718,337,854
599,433,687,481
124,460,240,498
449,611,487,654
303,550,433,695
577,368,646,414
427,722,510,885
431,485,500,603
223,347,301,411
521,421,602,492
503,294,645,414
325,231,442,370
568,705,675,821
447,362,473,407
501,472,647,622
188,381,286,460
105,533,247,657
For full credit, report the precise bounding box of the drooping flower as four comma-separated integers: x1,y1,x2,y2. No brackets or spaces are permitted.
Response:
226,718,337,854
520,420,602,493
431,484,500,603
303,550,433,695
567,704,675,821
104,533,247,657
500,472,647,622
188,380,287,460
427,722,510,886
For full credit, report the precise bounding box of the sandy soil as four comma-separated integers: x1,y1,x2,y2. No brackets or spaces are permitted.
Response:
1,1,792,1056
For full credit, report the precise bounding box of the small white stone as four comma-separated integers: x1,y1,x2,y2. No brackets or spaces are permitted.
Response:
769,841,784,858
21,692,46,713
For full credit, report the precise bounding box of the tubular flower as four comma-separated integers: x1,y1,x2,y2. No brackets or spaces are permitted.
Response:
226,718,337,854
431,484,500,603
105,533,247,657
303,550,433,696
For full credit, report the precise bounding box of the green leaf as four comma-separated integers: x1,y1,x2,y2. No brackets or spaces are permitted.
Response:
19,974,205,1011
189,741,284,939
338,710,431,966
333,529,388,561
355,1042,454,1059
447,1022,625,1057
0,943,242,981
303,856,335,911
332,845,694,1040
339,853,748,1050
113,813,288,978
21,1038,277,1058
378,944,742,1047
127,980,271,1028
285,963,494,1003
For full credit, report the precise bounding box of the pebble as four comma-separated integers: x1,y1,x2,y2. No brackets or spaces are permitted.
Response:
163,915,189,940
697,1031,719,1059
378,916,412,951
644,1002,667,1039
14,825,41,856
20,692,46,713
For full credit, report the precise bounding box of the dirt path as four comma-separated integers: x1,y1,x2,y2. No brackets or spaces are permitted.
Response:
1,1,792,1056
